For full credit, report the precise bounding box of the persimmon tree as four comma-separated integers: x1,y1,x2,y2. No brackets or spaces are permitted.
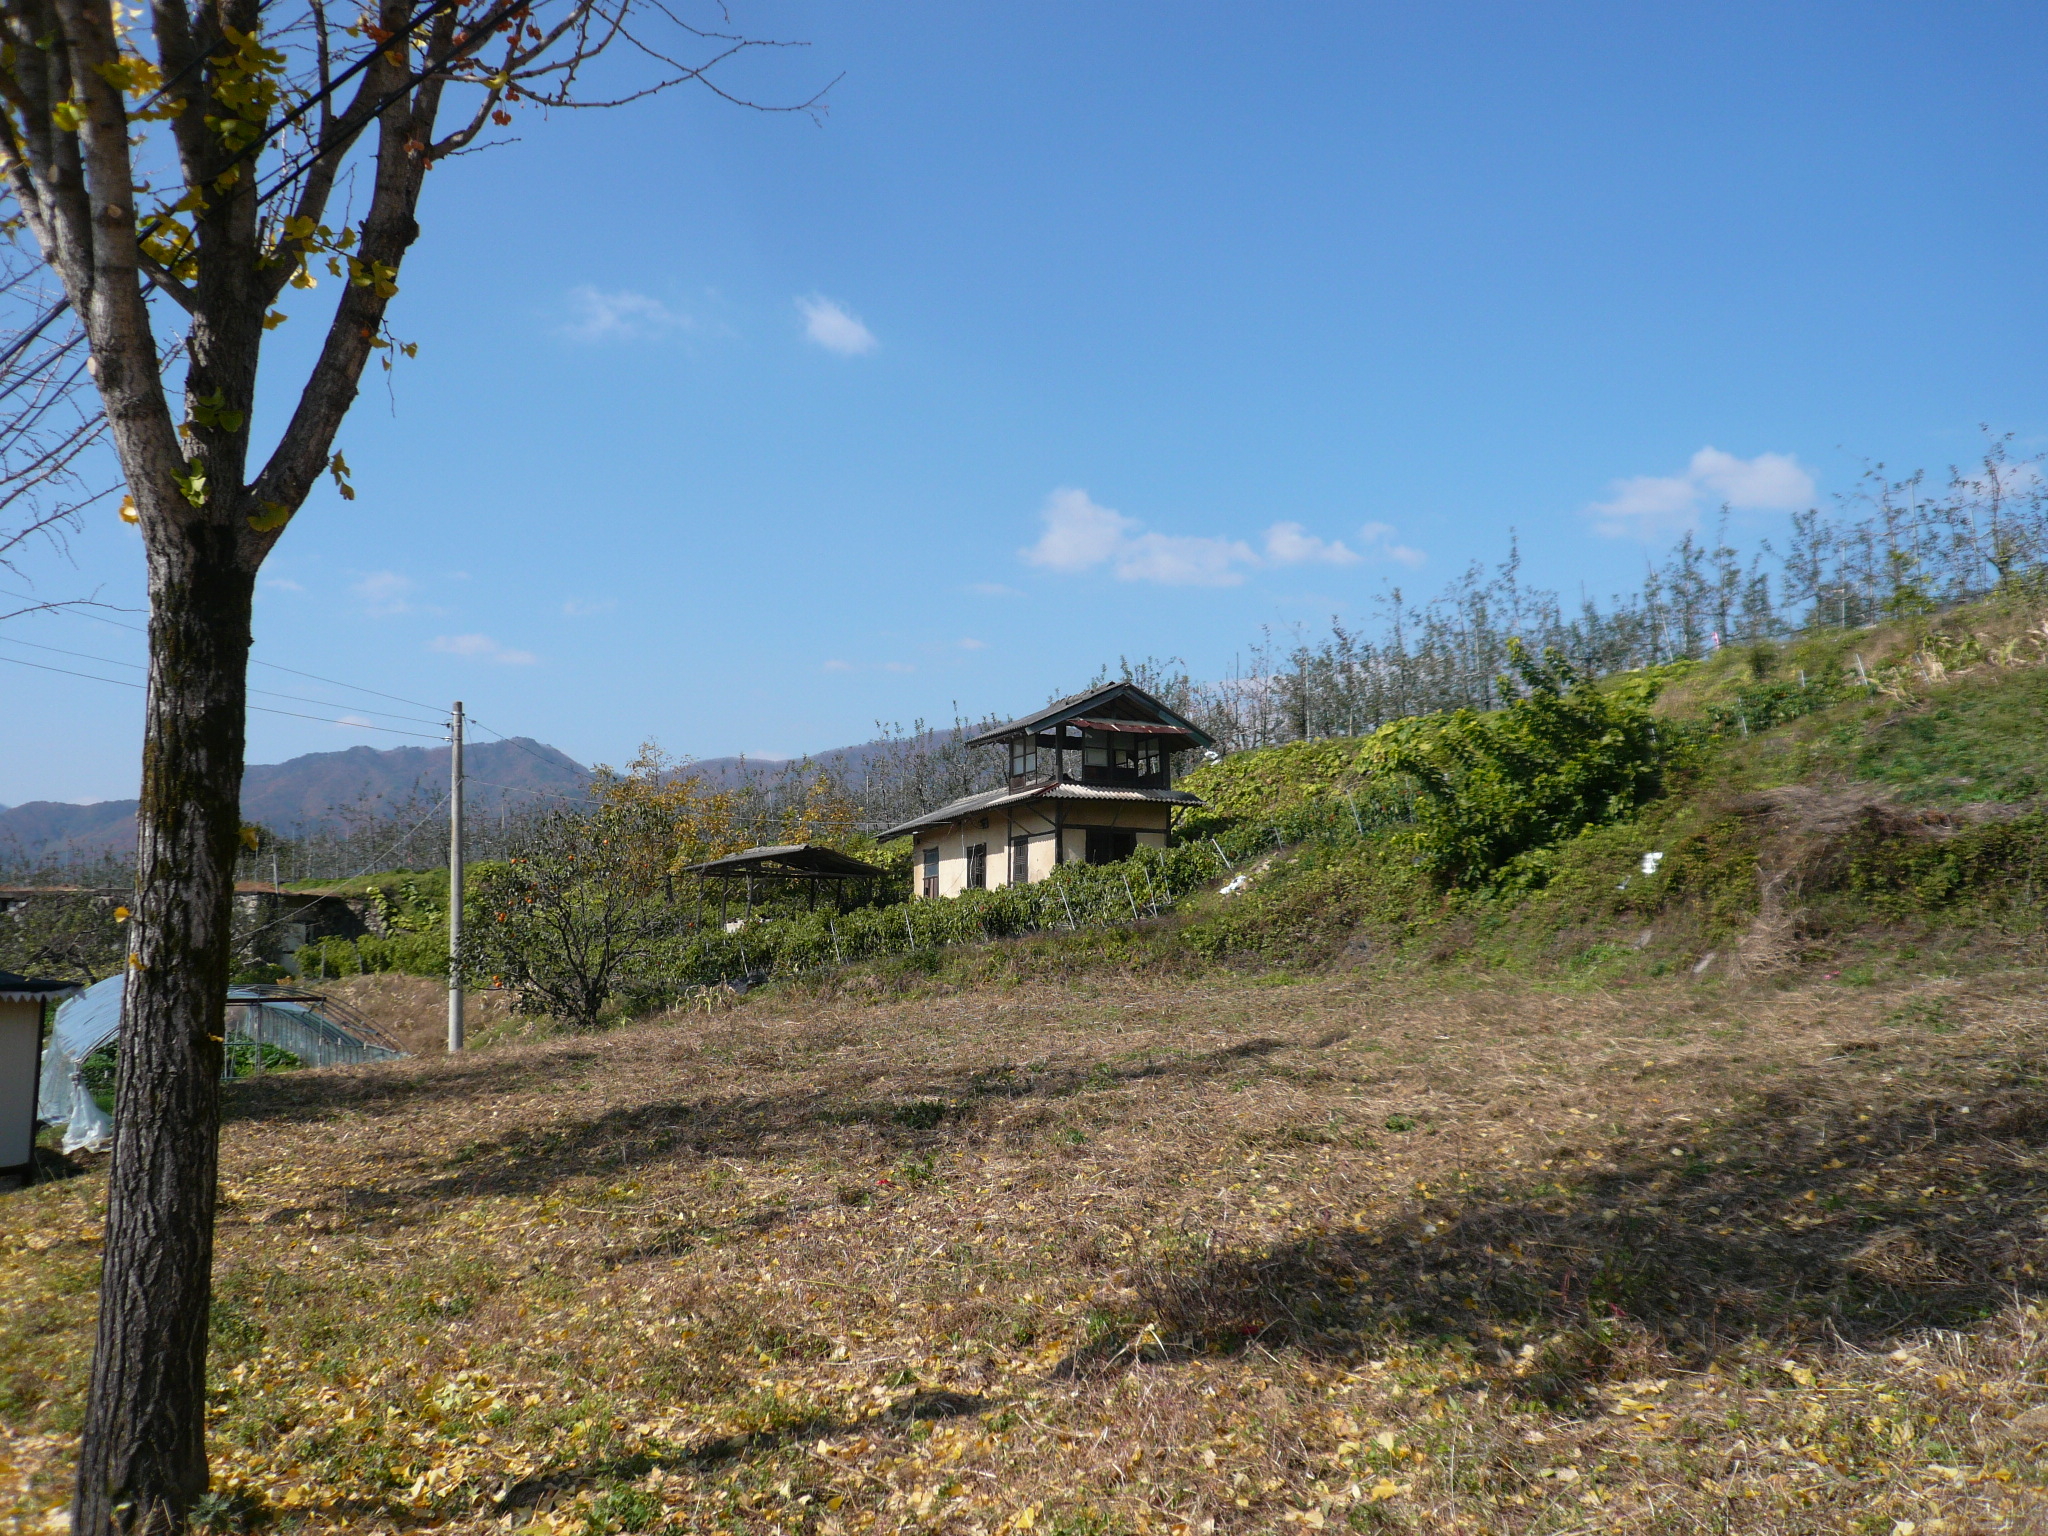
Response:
0,1,820,1528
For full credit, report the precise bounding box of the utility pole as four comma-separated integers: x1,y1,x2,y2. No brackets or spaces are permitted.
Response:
448,701,465,1053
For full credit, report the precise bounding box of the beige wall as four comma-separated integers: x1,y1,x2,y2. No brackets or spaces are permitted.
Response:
909,798,1173,900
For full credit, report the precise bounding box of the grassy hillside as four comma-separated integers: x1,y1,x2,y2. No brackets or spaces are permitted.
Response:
1155,595,2048,983
4,598,2045,1532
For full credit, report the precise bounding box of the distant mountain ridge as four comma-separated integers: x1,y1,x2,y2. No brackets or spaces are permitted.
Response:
0,737,590,861
0,729,954,863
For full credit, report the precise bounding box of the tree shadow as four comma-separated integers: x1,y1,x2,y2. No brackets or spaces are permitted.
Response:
224,1029,1292,1130
1089,1079,2048,1399
221,1033,1299,1222
219,1044,616,1126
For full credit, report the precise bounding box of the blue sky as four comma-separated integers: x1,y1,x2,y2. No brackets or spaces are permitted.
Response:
6,1,2048,804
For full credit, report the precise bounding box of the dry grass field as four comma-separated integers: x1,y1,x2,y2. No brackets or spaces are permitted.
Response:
5,959,2048,1534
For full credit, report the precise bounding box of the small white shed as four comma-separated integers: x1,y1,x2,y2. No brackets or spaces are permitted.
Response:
1,970,83,1187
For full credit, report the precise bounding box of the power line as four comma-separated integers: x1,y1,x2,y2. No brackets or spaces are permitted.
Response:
248,654,444,715
0,652,139,691
238,790,453,945
0,651,446,739
0,634,449,727
0,587,449,713
464,717,583,775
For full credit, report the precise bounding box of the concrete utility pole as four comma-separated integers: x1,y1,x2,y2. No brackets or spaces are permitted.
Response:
448,701,465,1053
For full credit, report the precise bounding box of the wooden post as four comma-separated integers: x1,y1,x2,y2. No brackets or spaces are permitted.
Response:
447,701,465,1054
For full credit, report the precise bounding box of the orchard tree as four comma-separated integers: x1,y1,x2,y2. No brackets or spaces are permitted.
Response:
0,0,822,1527
466,802,676,1030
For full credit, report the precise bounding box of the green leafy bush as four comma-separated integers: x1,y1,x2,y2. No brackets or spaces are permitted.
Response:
296,927,447,979
1362,643,1678,888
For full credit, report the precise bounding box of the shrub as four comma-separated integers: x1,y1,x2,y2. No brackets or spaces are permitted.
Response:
1362,643,1677,888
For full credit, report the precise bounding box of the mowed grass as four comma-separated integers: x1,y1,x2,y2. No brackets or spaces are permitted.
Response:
4,962,2048,1534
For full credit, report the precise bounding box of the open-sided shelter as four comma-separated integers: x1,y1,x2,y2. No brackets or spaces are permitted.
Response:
879,682,1214,899
680,843,888,924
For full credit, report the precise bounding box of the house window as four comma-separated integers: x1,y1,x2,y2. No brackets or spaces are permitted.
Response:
1009,835,1031,885
965,843,988,890
921,846,939,899
1084,828,1137,865
1081,730,1142,785
1008,739,1038,778
1135,738,1163,782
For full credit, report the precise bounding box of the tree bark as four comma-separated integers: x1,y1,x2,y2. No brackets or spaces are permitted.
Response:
72,521,252,1536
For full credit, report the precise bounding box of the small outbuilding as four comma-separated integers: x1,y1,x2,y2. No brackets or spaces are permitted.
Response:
2,970,83,1188
880,682,1213,899
679,842,889,924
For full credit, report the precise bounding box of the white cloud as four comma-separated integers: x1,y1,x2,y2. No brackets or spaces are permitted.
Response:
1114,530,1259,586
1264,522,1361,567
1591,447,1816,538
1358,521,1427,568
965,581,1022,597
1023,488,1255,587
1025,489,1141,573
822,659,854,673
797,294,877,356
430,633,537,666
260,576,305,593
561,597,618,618
1023,489,1401,588
958,637,988,650
882,661,914,673
560,286,690,343
352,570,416,616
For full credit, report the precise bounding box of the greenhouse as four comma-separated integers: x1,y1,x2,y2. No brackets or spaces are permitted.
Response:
38,976,406,1153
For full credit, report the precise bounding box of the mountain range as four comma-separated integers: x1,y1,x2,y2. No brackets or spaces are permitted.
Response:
0,738,592,861
0,731,947,862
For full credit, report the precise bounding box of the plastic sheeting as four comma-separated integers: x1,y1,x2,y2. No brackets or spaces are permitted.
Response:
39,975,406,1153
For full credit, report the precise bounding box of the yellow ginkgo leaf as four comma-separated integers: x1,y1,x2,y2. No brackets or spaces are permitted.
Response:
119,492,139,523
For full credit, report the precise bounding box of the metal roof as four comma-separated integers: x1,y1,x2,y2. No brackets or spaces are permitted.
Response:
0,970,83,1003
680,843,888,880
878,782,1205,841
962,682,1215,750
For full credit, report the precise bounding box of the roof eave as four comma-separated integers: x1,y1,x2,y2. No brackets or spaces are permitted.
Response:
963,682,1215,750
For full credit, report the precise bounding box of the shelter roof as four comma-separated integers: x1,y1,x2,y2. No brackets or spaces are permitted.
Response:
680,843,887,880
0,970,84,1003
877,782,1204,841
963,682,1215,750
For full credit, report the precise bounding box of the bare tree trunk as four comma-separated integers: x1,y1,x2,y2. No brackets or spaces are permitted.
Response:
73,528,251,1536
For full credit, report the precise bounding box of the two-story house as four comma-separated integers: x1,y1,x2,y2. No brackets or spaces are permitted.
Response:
879,682,1214,899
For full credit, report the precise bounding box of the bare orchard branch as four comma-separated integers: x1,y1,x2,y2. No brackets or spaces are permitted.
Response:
0,249,116,601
